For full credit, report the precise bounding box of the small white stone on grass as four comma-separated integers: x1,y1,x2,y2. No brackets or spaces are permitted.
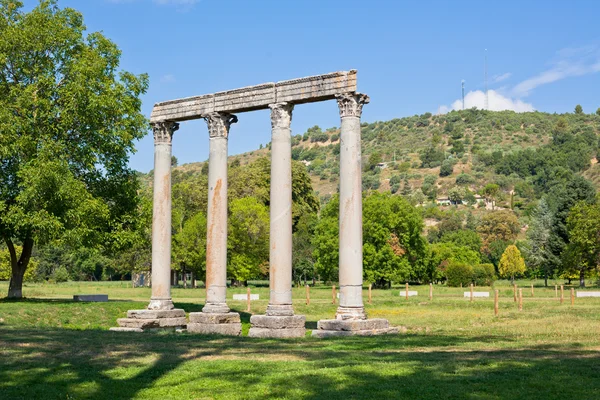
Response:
463,292,490,298
399,291,418,297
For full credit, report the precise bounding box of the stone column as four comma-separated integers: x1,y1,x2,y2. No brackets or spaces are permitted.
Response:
267,102,294,316
110,121,187,332
187,112,242,336
203,112,237,313
149,120,179,311
336,92,370,320
249,102,305,338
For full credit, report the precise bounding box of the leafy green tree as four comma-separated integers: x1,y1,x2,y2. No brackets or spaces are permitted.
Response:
313,197,339,283
574,104,583,114
483,183,500,210
524,199,556,286
439,230,482,254
565,201,600,287
292,213,317,285
0,1,148,298
445,261,473,287
498,244,526,284
477,211,520,255
439,160,454,177
228,197,269,284
173,212,207,283
428,242,481,282
596,107,600,116
447,186,464,205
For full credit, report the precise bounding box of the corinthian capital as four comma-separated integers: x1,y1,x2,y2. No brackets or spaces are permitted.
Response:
151,121,180,144
204,112,238,138
335,92,370,118
269,102,294,129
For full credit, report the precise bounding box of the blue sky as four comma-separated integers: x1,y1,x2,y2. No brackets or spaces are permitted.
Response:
25,0,600,172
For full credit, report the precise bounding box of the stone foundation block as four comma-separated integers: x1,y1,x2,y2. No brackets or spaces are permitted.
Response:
109,327,143,333
317,318,389,332
116,318,160,329
189,312,240,324
312,327,398,338
127,309,185,319
250,315,305,329
248,327,306,338
158,317,187,328
187,322,242,336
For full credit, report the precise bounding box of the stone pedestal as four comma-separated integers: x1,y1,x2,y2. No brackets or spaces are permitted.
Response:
248,315,305,338
187,312,242,336
110,309,186,332
311,318,398,338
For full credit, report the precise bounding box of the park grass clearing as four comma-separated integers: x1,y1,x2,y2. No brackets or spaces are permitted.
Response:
1,280,600,399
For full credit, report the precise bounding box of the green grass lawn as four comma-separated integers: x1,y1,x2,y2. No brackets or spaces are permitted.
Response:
1,280,600,399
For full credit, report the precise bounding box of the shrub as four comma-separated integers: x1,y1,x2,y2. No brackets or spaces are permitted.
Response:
52,266,70,283
455,173,475,185
440,160,454,177
473,263,496,286
446,261,474,287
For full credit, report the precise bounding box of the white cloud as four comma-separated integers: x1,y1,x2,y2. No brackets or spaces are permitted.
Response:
160,74,176,83
440,90,534,113
512,46,600,97
492,72,511,83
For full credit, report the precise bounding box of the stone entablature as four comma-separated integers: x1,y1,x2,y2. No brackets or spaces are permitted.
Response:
150,70,357,122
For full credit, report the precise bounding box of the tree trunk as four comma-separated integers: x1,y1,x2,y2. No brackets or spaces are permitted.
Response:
6,237,34,299
544,272,548,288
579,270,585,288
510,275,515,286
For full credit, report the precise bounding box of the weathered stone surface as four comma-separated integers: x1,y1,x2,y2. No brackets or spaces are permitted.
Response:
150,70,358,122
158,317,187,328
117,318,159,329
127,309,185,319
312,327,398,338
109,327,143,333
317,318,389,332
248,327,306,338
73,294,108,302
187,322,242,336
250,315,305,329
189,312,240,324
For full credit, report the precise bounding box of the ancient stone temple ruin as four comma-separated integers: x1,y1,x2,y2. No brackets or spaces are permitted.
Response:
111,70,395,337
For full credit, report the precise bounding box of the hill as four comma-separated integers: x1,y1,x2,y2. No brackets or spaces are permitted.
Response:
171,109,600,212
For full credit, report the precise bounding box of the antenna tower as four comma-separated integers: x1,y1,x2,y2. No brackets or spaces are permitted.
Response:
461,80,465,110
484,49,488,110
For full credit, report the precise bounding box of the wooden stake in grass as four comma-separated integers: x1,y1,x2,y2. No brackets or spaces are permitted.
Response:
332,285,336,304
470,283,474,302
513,284,517,302
494,289,499,316
405,282,409,300
306,285,310,305
560,285,564,304
429,283,433,301
531,283,534,297
571,288,575,306
518,288,523,311
368,283,372,305
246,287,251,313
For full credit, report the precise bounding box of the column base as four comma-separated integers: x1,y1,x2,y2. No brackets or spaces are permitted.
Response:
335,306,367,320
202,302,230,314
248,314,306,338
311,318,398,338
266,304,295,316
147,298,175,310
187,312,241,336
110,309,186,332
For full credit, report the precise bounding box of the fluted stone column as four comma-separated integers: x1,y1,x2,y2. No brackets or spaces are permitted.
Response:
203,112,237,313
187,113,242,336
249,102,305,338
149,121,180,311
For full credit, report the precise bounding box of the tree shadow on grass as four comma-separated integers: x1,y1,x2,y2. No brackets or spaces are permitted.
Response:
1,326,597,399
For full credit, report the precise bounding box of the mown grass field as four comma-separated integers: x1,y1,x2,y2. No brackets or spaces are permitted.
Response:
1,280,600,399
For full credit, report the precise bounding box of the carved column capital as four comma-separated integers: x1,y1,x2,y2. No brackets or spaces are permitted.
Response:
335,92,370,118
151,121,179,144
269,102,294,129
204,112,238,139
